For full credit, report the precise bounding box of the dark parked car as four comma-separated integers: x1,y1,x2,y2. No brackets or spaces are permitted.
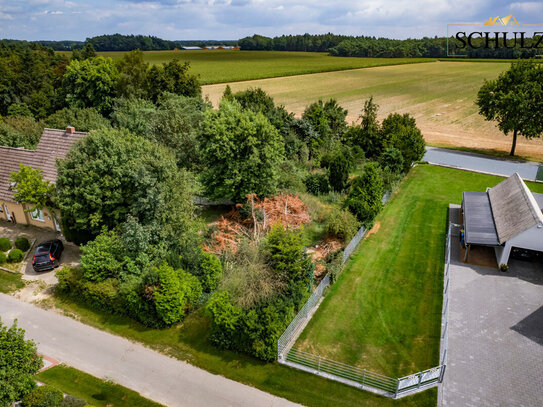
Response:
32,239,64,272
510,247,542,262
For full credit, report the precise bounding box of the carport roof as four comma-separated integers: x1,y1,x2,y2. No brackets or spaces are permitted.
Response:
462,191,499,246
533,192,543,212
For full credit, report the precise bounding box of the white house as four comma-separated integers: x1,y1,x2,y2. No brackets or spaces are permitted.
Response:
462,173,543,266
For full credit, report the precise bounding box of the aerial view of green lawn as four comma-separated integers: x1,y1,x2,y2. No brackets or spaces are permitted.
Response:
295,165,543,378
202,60,543,161
58,49,435,84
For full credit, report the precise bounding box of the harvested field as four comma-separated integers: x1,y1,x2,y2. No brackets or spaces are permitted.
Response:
203,61,543,161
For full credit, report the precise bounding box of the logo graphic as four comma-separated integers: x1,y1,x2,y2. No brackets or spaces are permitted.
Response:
483,15,519,26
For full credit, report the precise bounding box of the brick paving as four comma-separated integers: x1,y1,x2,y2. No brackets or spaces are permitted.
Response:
441,241,543,407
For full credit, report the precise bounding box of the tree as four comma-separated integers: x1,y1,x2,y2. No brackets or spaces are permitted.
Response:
110,97,157,136
344,96,383,158
115,50,150,99
62,56,119,114
379,147,404,174
301,99,346,144
80,43,96,60
199,100,285,202
345,162,384,226
80,228,126,282
10,164,55,214
476,60,543,156
0,318,43,407
0,115,44,149
44,107,110,131
381,113,425,172
327,147,354,192
146,59,200,103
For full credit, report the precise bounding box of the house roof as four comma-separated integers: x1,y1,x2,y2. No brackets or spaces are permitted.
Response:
487,173,543,244
0,128,87,203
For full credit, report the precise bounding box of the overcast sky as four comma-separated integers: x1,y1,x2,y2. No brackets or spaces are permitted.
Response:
1,0,542,41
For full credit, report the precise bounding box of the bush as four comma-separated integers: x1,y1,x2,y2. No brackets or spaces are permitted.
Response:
8,249,24,263
0,237,11,252
304,173,330,195
22,385,63,407
15,237,30,252
199,251,223,292
379,147,404,174
0,252,6,264
345,162,384,227
60,395,88,407
327,148,354,192
80,228,126,282
326,208,360,242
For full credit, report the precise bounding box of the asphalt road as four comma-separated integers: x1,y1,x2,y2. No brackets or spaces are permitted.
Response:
0,294,300,407
423,147,541,180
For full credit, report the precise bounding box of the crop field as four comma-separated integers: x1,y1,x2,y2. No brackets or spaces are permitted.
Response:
203,60,543,161
295,165,543,378
58,50,434,84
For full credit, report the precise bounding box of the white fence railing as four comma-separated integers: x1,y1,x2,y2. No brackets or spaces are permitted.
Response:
277,209,453,398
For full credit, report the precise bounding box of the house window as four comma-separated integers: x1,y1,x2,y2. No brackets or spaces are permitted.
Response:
31,209,44,222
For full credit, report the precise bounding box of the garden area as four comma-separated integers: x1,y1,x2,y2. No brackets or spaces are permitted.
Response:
295,165,543,378
0,235,31,272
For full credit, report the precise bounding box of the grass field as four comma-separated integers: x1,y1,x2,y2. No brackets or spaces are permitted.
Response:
0,269,24,293
295,165,543,378
203,61,543,161
45,285,435,406
36,365,163,406
58,50,434,84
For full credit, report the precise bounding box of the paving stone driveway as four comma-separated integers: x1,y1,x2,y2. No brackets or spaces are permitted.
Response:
442,241,543,407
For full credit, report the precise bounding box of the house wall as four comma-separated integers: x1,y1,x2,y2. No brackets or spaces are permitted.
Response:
495,225,543,265
0,200,57,230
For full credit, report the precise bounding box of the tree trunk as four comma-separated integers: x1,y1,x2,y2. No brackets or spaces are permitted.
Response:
510,129,518,156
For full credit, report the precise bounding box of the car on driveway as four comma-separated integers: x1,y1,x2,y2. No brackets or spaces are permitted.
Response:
32,239,64,272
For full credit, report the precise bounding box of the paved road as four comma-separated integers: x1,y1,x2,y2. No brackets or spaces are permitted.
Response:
441,242,543,406
423,147,542,180
0,294,299,407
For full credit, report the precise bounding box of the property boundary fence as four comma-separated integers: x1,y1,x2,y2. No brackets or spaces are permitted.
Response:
277,207,453,398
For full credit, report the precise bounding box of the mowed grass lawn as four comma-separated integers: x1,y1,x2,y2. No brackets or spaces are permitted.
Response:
0,269,24,293
295,165,543,378
58,49,434,84
36,365,163,406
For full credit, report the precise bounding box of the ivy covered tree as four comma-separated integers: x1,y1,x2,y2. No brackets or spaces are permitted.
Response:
0,319,43,407
62,56,119,114
345,162,384,226
199,100,285,202
476,60,543,156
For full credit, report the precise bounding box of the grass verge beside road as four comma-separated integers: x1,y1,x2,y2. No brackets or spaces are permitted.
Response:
295,165,543,378
36,364,163,407
0,269,24,293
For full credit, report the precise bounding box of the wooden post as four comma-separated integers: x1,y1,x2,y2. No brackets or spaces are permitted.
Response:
464,244,470,262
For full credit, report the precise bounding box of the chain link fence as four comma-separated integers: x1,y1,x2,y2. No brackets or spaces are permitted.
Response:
277,205,453,398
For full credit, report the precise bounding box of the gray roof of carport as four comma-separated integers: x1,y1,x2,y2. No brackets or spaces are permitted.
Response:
534,192,543,211
462,191,500,246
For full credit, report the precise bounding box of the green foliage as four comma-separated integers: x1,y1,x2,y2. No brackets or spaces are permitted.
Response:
115,50,150,99
325,208,360,242
0,318,43,407
326,147,354,192
60,395,87,407
7,103,32,117
206,291,242,349
110,97,157,136
302,99,347,150
44,107,110,132
14,237,30,252
197,251,222,292
476,60,543,156
379,147,404,174
199,100,285,202
344,96,383,158
381,113,425,173
0,238,10,252
80,228,126,282
153,263,202,325
8,249,23,263
266,224,311,284
146,59,201,103
345,162,384,227
0,252,6,264
22,385,64,407
0,116,44,149
10,164,55,213
62,57,120,114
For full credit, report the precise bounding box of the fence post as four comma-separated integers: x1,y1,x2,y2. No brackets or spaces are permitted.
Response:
395,379,400,398
317,356,321,373
417,372,422,388
439,365,446,383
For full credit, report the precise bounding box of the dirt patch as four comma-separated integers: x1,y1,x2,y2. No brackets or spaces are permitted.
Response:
460,243,498,268
365,221,381,238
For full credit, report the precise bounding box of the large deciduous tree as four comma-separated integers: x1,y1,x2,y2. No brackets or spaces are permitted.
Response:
199,100,285,202
10,164,55,214
0,318,43,407
476,60,543,156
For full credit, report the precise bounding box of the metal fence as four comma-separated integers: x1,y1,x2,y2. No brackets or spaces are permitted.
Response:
277,214,453,398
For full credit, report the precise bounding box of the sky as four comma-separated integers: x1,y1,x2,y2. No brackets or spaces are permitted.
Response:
0,0,542,41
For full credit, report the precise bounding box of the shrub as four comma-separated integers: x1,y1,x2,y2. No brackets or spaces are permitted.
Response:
80,228,126,282
8,249,24,263
327,148,355,192
499,263,509,272
326,208,360,242
15,237,30,252
0,252,6,264
379,147,404,174
0,237,11,252
345,162,384,227
22,385,63,407
304,173,330,195
199,251,223,292
60,395,88,407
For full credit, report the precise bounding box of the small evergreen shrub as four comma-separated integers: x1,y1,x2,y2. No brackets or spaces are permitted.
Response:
304,173,330,195
326,208,360,242
0,237,11,252
7,248,23,263
0,252,6,264
22,385,63,407
15,237,31,251
60,395,87,407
